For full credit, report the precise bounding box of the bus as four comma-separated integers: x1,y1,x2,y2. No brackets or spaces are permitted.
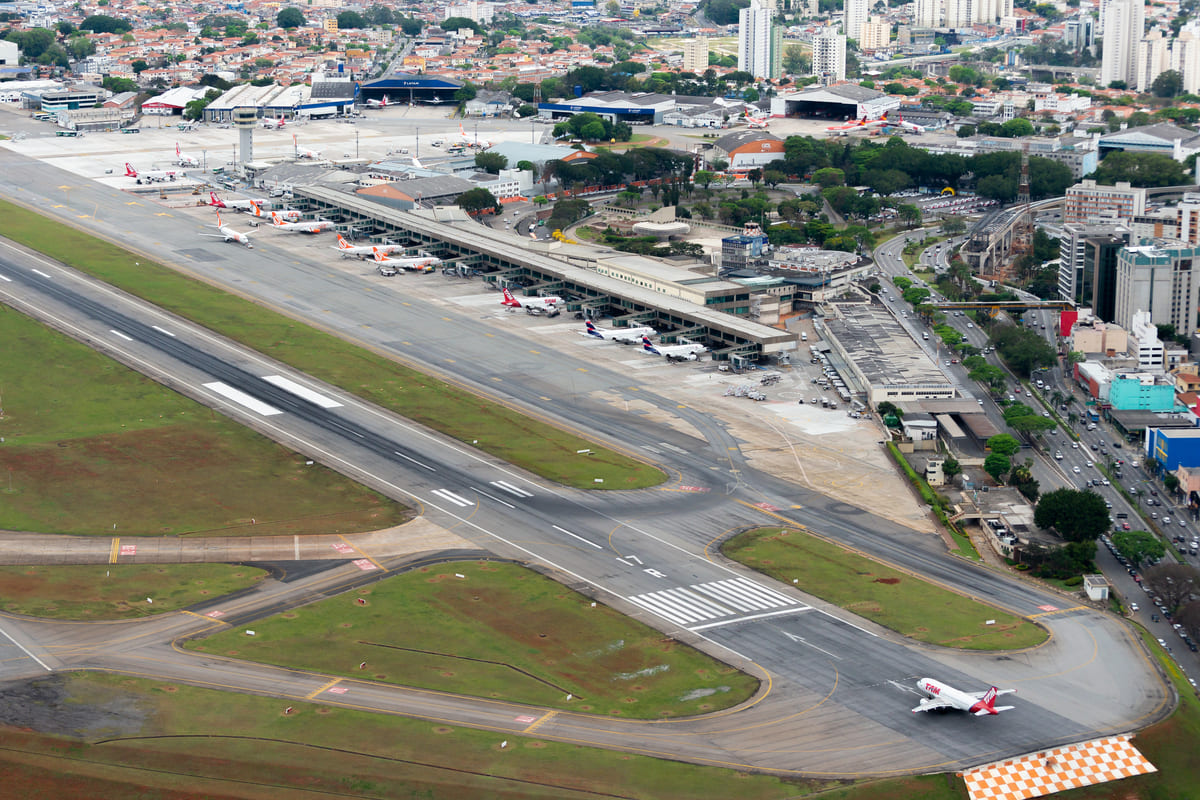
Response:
55,130,79,137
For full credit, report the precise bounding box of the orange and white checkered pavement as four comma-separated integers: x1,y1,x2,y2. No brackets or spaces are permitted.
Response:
960,735,1156,800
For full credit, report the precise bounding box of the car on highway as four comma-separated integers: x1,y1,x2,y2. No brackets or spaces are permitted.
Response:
1073,466,1081,474
1122,522,1132,530
1087,461,1094,468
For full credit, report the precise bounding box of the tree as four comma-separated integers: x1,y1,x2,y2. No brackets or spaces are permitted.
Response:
102,76,137,93
455,187,500,215
67,35,96,60
1087,151,1189,188
941,457,962,482
984,452,1011,483
276,7,305,29
941,215,967,235
898,203,922,229
1112,530,1166,566
441,16,483,34
1034,488,1110,542
80,14,132,33
1151,70,1184,99
453,82,478,103
999,118,1035,138
987,433,1021,458
131,58,149,74
474,152,508,174
5,27,56,60
337,11,366,28
812,167,845,188
1142,564,1200,612
399,16,423,36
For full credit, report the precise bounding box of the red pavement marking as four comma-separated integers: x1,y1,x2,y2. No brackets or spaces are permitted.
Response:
120,545,137,555
352,558,378,571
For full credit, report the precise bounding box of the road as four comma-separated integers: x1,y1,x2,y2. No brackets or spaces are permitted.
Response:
0,148,1175,776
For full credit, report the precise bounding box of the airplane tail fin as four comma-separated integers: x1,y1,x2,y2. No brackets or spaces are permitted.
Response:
125,163,137,177
336,233,352,250
642,336,659,353
249,200,263,216
460,123,466,138
973,687,1015,715
216,211,223,227
176,143,181,156
210,191,223,207
501,287,515,304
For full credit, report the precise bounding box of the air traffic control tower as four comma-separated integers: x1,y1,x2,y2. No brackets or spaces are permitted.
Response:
233,106,256,168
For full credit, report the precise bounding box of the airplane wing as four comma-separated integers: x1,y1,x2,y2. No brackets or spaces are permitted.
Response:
967,689,1016,699
912,697,956,713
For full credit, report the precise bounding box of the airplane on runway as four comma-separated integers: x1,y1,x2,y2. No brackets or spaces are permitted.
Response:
826,116,886,132
261,116,287,130
248,200,301,222
331,233,408,259
293,134,320,159
269,210,333,233
501,286,562,316
200,212,253,248
912,679,1015,716
209,191,266,211
175,142,200,167
125,163,181,184
746,114,769,129
584,320,658,344
458,123,492,149
365,95,391,109
641,336,708,361
372,247,441,272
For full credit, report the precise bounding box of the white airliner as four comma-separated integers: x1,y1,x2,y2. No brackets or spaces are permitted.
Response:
365,95,390,109
501,286,562,316
887,112,926,134
293,134,320,159
746,115,769,129
125,163,181,184
269,211,332,233
175,142,200,167
331,233,407,259
641,335,707,361
209,192,266,211
247,201,301,222
372,247,441,272
912,679,1015,716
584,320,658,344
261,116,286,129
458,123,492,149
200,212,253,248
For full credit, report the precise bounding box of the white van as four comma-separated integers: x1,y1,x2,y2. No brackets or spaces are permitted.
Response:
801,332,808,341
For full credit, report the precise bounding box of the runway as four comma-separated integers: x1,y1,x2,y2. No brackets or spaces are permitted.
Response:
0,145,1174,776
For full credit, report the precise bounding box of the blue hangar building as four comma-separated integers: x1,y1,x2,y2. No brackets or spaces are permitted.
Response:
358,74,464,106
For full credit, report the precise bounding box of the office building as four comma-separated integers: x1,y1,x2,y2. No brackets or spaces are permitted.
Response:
739,0,780,80
1086,234,1132,322
1059,221,1130,302
1064,15,1095,51
810,27,846,84
1100,0,1145,88
1064,180,1147,225
1113,240,1200,333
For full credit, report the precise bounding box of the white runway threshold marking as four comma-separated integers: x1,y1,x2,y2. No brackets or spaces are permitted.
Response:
262,374,343,408
628,578,807,630
490,480,533,498
431,488,473,507
203,381,282,416
109,329,133,342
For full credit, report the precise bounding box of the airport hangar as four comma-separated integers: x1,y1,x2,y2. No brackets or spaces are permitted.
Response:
768,84,899,122
358,74,465,106
294,184,796,361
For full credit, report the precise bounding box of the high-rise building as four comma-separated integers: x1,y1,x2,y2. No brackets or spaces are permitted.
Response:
1113,240,1200,332
683,36,709,73
1064,180,1148,224
859,18,891,50
1136,28,1170,93
844,0,868,42
1064,15,1095,51
811,27,846,84
1100,0,1145,88
1171,23,1200,95
913,0,940,28
944,0,972,28
444,0,494,24
739,0,780,80
1086,234,1132,321
1059,221,1131,302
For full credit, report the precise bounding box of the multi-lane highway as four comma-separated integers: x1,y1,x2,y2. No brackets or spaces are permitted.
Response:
0,148,1175,776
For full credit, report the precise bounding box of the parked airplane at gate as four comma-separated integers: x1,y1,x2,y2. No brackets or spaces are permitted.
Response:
886,112,926,134
372,247,441,272
200,212,253,248
269,211,332,233
826,116,886,132
209,191,266,211
175,142,200,167
584,320,658,344
248,200,301,222
912,679,1015,716
125,163,181,183
293,134,320,159
458,123,492,149
331,234,407,259
261,116,286,129
501,287,562,315
365,95,390,108
641,336,708,361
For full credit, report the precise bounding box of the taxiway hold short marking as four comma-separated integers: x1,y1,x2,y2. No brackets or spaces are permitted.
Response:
261,374,343,408
523,710,558,734
202,381,282,416
306,678,342,700
108,538,120,564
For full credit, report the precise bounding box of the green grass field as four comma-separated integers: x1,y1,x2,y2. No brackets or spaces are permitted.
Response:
0,564,265,619
723,528,1046,650
187,560,758,717
0,198,665,491
0,309,410,537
